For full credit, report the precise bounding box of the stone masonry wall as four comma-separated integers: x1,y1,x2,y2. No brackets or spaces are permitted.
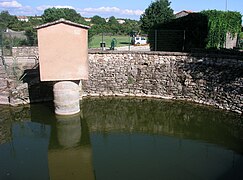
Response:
1,49,243,114
83,51,243,114
12,47,39,57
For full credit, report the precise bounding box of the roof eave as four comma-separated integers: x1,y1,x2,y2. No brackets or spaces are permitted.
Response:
35,18,90,30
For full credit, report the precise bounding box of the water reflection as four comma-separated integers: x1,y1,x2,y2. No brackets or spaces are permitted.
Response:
48,114,95,180
0,98,243,180
82,98,243,180
0,104,95,180
83,97,243,154
0,105,50,180
0,105,31,145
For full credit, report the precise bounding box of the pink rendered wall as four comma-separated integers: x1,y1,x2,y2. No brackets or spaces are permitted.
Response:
37,23,89,81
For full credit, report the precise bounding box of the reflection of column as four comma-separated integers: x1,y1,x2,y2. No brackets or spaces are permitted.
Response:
56,115,82,148
48,114,95,180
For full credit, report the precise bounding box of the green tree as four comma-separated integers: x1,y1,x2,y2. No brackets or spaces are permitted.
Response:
42,8,94,42
42,8,87,25
140,0,174,33
123,19,141,35
0,11,19,31
91,15,106,25
107,16,121,35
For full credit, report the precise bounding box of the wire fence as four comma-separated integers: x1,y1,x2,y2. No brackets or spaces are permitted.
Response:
0,29,28,56
149,29,187,52
149,29,241,52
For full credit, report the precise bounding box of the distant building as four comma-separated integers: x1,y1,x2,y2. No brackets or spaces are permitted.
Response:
31,16,42,20
4,28,27,40
17,16,29,22
84,18,92,22
175,10,194,18
117,19,125,24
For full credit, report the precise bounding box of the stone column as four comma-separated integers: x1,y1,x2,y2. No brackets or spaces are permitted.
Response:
53,81,80,115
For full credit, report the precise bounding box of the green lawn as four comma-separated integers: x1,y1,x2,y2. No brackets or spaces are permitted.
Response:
89,35,131,48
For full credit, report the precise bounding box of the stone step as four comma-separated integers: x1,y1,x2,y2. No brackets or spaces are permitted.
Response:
0,80,8,89
0,89,8,94
0,95,9,105
0,89,9,95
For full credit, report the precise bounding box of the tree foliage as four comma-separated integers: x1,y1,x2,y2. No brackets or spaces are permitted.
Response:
140,0,174,33
91,15,106,25
42,8,94,42
201,10,242,48
42,8,87,25
148,10,242,51
0,9,142,47
90,16,141,36
0,11,41,47
0,11,19,31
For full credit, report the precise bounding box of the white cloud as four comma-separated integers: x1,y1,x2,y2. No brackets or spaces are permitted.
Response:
122,9,144,16
0,0,22,8
79,6,144,17
36,5,75,11
0,0,37,15
0,2,143,19
82,7,120,13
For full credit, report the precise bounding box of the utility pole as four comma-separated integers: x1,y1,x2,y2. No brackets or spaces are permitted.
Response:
225,0,228,11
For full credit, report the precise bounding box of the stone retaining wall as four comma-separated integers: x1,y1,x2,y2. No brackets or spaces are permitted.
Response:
83,51,243,114
12,47,39,57
1,50,243,114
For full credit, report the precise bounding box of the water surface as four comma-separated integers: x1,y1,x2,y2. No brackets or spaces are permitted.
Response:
0,98,243,180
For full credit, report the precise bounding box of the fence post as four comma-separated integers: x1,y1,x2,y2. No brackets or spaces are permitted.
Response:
182,30,186,51
155,29,157,51
129,36,131,51
0,31,2,56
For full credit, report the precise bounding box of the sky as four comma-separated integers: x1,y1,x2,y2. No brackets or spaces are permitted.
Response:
0,0,242,20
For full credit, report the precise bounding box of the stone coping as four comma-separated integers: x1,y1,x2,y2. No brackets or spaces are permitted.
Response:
10,46,243,60
88,50,243,60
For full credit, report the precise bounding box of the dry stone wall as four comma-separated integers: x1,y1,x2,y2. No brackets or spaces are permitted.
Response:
12,47,39,57
83,51,243,114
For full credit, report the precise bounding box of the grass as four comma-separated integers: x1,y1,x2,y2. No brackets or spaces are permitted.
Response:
89,35,131,49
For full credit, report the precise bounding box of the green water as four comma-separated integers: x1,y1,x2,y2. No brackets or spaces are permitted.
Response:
0,97,243,180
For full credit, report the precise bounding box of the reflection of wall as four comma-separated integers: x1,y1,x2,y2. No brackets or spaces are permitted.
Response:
0,122,11,144
0,105,31,144
83,97,243,153
48,115,95,180
0,107,11,144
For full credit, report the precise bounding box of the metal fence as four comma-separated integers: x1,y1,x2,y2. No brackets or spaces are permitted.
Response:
149,29,187,52
0,29,27,56
149,29,241,52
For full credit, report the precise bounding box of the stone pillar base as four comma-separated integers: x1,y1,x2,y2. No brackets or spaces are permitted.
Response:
53,81,80,115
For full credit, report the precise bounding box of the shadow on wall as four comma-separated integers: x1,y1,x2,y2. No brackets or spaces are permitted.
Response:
176,53,243,112
22,66,54,103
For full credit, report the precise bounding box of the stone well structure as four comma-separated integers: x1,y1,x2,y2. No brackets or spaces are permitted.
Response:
0,49,242,115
